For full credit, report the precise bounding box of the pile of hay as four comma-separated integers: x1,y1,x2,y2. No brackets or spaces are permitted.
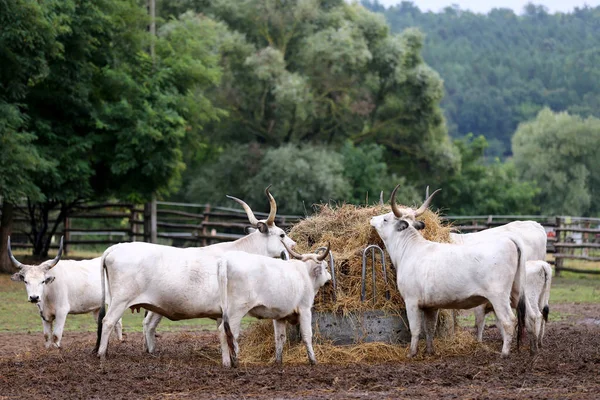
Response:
288,203,453,313
239,317,480,366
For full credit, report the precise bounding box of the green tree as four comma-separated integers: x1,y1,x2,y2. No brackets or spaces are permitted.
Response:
512,108,600,216
437,135,539,215
0,0,60,271
11,3,223,256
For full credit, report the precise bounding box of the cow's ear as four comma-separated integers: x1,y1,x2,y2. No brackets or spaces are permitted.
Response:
311,263,324,279
44,276,55,285
11,272,23,282
395,220,409,232
414,221,426,230
256,222,269,234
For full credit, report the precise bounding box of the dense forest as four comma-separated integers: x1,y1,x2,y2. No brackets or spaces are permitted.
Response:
1,0,600,261
363,1,600,157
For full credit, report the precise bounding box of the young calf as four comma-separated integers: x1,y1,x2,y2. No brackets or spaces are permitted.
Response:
475,260,552,348
8,237,122,348
217,244,331,368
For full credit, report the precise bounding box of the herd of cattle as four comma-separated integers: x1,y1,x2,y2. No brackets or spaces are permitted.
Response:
8,185,552,367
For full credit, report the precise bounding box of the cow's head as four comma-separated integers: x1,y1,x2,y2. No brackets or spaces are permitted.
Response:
227,186,296,258
9,236,64,309
284,242,332,289
370,184,441,242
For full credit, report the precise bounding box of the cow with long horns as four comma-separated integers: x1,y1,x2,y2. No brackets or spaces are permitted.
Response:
95,187,296,358
218,243,331,368
8,237,123,348
370,186,540,357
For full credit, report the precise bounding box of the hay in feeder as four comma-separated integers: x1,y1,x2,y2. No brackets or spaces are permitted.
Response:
238,202,466,365
287,203,453,313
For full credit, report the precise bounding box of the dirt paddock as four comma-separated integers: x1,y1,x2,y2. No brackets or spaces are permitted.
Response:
1,303,599,399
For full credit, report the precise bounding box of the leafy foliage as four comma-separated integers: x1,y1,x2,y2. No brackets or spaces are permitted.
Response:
512,108,600,216
363,1,600,157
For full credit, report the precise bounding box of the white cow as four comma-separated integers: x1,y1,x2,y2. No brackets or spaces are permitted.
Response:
95,188,297,358
218,243,331,368
525,260,552,347
8,237,122,348
370,186,541,357
449,221,548,342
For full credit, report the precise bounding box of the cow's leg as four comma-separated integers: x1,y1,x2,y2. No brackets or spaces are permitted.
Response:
524,296,541,355
474,305,487,342
97,300,128,359
115,318,124,342
273,319,287,365
218,311,244,368
143,312,163,353
51,311,68,349
488,297,514,357
42,318,53,349
539,319,546,348
423,308,438,355
298,310,316,365
405,300,422,358
217,320,232,368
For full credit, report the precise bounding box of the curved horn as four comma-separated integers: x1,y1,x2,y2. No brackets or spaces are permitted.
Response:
415,188,442,217
389,184,403,218
226,195,259,226
46,236,64,270
7,236,23,269
316,242,331,261
283,240,303,260
265,185,277,226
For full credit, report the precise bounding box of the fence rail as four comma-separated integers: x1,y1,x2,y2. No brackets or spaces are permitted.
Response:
3,202,598,275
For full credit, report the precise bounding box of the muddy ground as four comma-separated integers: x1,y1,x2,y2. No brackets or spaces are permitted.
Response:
1,303,598,399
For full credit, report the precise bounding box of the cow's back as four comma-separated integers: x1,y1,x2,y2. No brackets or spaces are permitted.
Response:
103,242,222,319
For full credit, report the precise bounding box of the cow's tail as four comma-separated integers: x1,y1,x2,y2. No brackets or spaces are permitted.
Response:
540,261,553,322
94,249,111,353
510,236,527,351
218,258,236,364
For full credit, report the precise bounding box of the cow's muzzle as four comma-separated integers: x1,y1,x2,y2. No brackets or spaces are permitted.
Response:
29,295,40,303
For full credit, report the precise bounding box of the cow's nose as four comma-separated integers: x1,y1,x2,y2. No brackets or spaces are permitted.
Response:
29,295,39,303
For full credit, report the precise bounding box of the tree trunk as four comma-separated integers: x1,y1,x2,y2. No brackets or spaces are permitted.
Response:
0,202,16,274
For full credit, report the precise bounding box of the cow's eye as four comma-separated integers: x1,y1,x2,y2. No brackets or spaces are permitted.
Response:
280,234,285,239
24,281,28,284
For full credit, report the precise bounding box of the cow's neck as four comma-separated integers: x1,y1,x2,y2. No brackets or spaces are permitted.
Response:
385,228,425,270
209,233,270,256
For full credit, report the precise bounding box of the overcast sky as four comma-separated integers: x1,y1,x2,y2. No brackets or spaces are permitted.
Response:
374,0,600,14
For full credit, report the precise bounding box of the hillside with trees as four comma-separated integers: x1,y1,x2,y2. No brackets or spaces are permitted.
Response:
363,1,600,157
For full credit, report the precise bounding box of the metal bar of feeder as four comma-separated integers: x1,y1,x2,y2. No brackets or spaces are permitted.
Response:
361,244,390,304
315,246,336,302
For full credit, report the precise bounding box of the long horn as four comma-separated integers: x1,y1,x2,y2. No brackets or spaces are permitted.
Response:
227,195,259,226
283,241,303,260
7,236,23,269
316,242,331,261
390,184,403,217
265,185,277,226
415,188,442,217
379,191,384,206
46,236,64,270
425,186,430,200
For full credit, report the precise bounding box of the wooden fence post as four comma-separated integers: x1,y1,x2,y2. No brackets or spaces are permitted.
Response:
150,195,157,244
555,216,562,276
63,215,70,256
202,204,210,247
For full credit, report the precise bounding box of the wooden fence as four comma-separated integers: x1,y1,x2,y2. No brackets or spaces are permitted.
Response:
4,202,599,275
